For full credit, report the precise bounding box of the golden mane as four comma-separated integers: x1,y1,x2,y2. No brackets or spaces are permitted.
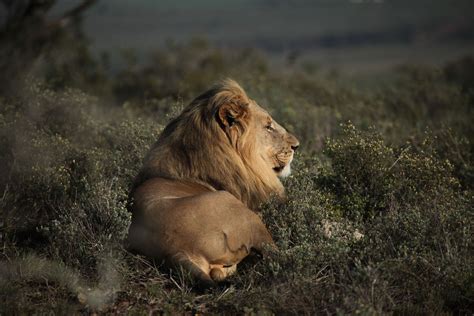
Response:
135,79,284,209
128,79,299,283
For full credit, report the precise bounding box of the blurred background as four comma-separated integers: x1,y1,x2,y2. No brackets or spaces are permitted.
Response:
1,0,473,98
53,0,474,73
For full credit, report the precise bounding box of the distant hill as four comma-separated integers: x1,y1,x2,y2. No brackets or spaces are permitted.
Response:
51,0,474,72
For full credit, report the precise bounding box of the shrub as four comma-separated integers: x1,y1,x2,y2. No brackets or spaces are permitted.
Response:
211,123,473,314
0,52,472,314
0,84,161,271
113,38,268,104
322,123,463,221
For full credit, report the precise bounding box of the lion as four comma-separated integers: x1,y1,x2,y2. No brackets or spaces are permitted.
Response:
127,79,299,284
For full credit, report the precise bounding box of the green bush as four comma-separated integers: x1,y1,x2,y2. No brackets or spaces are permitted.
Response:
0,47,472,314
214,124,472,314
113,38,268,104
0,85,160,270
322,123,463,221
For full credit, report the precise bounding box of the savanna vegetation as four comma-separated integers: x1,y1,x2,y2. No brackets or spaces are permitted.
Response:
0,2,473,314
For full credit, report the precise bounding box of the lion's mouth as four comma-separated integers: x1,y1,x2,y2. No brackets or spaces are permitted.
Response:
273,166,284,173
273,163,292,178
272,153,294,178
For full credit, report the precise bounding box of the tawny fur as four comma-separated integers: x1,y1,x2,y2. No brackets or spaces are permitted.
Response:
127,79,299,284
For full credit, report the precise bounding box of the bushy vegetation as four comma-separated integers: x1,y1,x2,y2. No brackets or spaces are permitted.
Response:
0,37,473,314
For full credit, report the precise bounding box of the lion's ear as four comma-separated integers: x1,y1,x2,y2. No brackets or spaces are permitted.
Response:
217,100,249,128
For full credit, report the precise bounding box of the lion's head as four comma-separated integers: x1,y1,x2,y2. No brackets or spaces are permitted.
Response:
136,79,299,209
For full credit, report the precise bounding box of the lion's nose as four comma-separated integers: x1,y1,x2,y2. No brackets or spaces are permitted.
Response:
288,133,299,151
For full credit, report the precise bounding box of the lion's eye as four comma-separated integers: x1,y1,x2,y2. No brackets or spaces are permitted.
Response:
266,124,274,131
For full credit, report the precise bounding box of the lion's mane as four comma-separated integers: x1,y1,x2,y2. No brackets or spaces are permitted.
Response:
134,79,284,209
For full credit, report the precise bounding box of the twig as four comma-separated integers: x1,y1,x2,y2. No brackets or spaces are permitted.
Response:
388,146,411,171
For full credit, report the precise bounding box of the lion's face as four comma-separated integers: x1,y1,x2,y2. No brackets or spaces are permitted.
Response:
216,88,299,180
249,102,299,178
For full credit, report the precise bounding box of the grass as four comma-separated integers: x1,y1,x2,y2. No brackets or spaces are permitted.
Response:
0,39,473,314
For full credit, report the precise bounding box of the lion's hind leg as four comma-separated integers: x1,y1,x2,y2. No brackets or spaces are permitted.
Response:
171,253,215,287
171,252,239,284
209,264,237,282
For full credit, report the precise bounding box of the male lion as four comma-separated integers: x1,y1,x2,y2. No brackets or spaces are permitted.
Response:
127,79,299,284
